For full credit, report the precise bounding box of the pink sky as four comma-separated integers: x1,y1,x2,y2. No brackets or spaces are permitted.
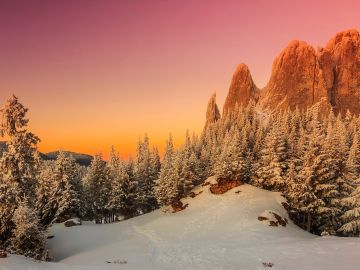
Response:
0,0,359,157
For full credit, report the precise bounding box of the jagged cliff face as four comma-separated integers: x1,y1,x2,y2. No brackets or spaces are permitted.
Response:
260,40,331,114
222,64,258,117
325,30,360,115
205,93,221,127
222,29,360,116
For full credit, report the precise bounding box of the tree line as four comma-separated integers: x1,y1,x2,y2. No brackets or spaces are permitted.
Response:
1,95,360,260
0,95,205,259
206,101,360,236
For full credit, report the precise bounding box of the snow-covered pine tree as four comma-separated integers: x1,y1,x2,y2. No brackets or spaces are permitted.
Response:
85,153,111,223
309,115,354,234
35,160,56,227
198,125,215,181
347,129,360,177
107,146,137,219
338,129,360,236
134,134,157,213
51,151,84,222
295,110,338,233
107,146,121,220
149,146,161,188
199,145,212,181
120,160,138,217
214,127,244,184
338,184,360,236
177,131,200,196
155,134,180,206
0,95,41,246
10,201,46,260
253,123,288,192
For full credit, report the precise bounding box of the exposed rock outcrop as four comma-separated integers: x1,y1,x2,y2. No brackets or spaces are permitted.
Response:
223,64,259,116
205,93,221,127
210,180,242,194
325,29,360,115
260,40,331,114
217,29,360,118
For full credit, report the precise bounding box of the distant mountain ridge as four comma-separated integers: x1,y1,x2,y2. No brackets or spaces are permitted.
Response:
0,142,93,166
44,151,93,166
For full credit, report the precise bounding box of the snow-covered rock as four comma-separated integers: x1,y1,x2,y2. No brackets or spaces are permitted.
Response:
64,218,82,227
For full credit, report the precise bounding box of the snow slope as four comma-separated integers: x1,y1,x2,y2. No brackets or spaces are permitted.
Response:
1,177,360,270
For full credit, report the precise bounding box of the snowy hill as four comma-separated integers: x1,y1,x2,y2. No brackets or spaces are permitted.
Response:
1,178,359,270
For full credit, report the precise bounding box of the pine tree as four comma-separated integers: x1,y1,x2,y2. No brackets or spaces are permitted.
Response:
295,113,338,233
0,95,41,246
35,160,56,227
338,129,360,236
86,153,111,223
107,146,121,220
155,134,180,206
10,201,46,260
149,146,161,188
51,151,84,222
134,134,157,213
253,124,288,191
347,129,360,177
177,131,200,196
338,184,360,236
107,146,137,219
214,127,244,184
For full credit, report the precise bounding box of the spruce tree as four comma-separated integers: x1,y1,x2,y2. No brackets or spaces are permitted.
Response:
52,151,84,222
0,95,41,246
86,153,111,223
35,160,56,227
338,129,360,236
155,134,179,206
253,125,287,191
134,134,157,213
10,201,46,260
177,131,200,196
214,127,244,184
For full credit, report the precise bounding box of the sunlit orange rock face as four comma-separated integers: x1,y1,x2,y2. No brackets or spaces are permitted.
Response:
325,29,360,116
205,93,221,127
222,29,360,116
222,64,259,117
260,40,331,114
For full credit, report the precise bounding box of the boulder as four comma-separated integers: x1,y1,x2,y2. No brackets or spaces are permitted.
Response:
0,250,7,258
210,179,242,194
171,201,188,213
64,218,82,227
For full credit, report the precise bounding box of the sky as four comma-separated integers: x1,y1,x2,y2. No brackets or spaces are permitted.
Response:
0,0,359,158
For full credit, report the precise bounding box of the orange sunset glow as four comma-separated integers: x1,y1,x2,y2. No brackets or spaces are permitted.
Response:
1,0,359,158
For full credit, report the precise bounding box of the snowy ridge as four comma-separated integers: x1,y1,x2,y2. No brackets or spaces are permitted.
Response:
1,177,360,270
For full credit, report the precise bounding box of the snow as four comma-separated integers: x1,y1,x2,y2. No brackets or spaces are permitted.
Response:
1,177,360,270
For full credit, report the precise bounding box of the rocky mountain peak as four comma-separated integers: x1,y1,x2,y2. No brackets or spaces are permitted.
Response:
222,63,258,116
205,93,221,127
214,29,360,119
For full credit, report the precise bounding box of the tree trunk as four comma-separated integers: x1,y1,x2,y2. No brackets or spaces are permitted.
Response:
306,211,311,232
